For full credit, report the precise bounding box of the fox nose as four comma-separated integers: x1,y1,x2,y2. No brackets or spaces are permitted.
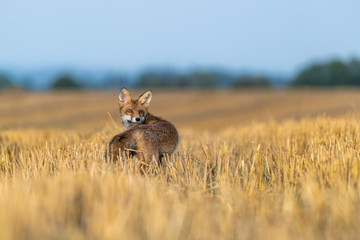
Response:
135,117,141,122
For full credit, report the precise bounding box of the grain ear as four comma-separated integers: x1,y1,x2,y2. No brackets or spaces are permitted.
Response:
119,88,131,107
137,90,152,108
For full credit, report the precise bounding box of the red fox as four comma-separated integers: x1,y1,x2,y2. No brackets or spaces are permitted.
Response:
108,88,179,167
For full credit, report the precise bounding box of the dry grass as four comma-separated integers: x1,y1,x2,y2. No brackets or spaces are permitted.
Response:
1,89,360,239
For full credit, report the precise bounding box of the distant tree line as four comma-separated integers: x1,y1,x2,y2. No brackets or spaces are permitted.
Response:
292,59,360,86
0,71,273,90
51,75,81,90
0,74,13,89
135,71,271,89
1,58,360,90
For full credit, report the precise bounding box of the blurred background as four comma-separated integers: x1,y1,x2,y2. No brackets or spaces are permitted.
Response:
1,0,360,130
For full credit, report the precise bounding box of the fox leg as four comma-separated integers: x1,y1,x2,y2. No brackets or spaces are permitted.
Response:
108,133,135,162
108,134,125,163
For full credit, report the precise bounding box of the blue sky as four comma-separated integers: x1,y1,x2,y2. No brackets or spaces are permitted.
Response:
1,0,360,74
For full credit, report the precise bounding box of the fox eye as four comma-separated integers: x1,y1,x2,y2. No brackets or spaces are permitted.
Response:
126,109,133,114
138,110,145,116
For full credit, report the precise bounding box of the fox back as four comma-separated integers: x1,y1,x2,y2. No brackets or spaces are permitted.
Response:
108,88,179,167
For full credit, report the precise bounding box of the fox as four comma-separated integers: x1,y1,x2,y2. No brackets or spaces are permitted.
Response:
108,88,179,168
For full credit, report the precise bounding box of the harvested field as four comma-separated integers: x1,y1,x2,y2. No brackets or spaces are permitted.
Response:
1,89,360,130
1,89,360,240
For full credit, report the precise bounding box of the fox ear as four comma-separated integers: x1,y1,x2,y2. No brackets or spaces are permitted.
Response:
137,90,152,108
119,88,131,107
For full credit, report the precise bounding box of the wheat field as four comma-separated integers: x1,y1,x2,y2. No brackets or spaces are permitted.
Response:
1,89,360,240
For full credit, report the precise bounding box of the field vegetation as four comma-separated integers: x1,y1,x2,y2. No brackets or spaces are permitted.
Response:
1,89,360,239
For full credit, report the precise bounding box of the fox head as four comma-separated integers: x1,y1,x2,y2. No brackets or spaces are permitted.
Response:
118,88,152,129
